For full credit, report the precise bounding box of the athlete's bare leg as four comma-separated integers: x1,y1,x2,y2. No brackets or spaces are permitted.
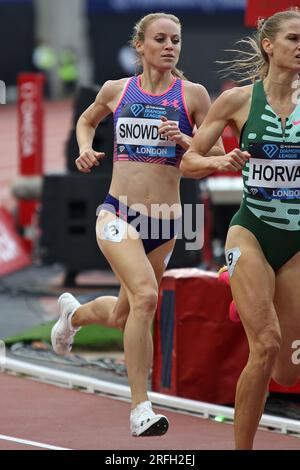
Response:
72,242,173,374
72,288,127,330
73,210,175,408
225,225,280,450
123,238,174,406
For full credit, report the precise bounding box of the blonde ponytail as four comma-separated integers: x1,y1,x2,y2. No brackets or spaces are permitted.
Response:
219,8,300,83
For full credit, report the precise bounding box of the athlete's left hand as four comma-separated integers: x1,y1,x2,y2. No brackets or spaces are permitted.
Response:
158,116,183,145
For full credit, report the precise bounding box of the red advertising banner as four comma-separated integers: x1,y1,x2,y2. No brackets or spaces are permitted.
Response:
245,0,300,27
0,207,31,276
17,73,44,175
17,74,44,248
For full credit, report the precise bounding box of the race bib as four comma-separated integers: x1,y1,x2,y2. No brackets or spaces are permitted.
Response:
104,219,126,243
246,143,300,200
116,103,179,159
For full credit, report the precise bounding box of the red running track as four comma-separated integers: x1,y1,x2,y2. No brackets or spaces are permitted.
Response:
0,373,299,450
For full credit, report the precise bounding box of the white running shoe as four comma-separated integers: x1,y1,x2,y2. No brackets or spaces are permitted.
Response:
130,401,169,437
51,293,81,355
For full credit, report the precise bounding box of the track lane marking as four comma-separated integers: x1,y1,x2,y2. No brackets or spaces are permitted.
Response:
0,434,71,450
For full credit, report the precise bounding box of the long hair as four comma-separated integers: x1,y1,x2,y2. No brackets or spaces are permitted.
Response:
219,8,300,83
130,12,187,80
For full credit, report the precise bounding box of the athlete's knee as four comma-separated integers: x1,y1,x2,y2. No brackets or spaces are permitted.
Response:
251,329,281,373
131,284,158,318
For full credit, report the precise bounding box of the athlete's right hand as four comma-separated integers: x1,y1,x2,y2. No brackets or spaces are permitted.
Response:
75,148,105,173
215,148,250,172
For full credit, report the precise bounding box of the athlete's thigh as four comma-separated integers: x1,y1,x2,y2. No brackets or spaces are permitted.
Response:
96,210,157,298
273,251,300,373
147,238,176,283
108,238,176,329
110,239,176,327
225,225,277,341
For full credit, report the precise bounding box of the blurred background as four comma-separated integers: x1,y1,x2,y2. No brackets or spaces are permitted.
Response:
1,0,300,421
1,0,250,97
1,0,249,277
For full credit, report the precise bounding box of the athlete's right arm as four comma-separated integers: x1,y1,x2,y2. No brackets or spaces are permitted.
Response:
75,80,117,173
180,88,250,179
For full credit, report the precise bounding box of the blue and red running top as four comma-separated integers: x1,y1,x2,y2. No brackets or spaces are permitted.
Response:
113,75,194,168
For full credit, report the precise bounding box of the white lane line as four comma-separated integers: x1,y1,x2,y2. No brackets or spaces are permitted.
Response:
0,434,71,450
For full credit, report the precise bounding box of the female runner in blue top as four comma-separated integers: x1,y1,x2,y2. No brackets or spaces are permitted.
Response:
51,12,223,437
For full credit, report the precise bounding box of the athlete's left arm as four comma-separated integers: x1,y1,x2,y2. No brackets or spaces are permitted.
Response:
187,83,224,156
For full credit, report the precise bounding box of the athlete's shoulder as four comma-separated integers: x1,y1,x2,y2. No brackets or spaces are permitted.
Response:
183,80,209,98
183,80,211,112
96,78,128,104
212,84,253,118
96,77,131,103
219,84,253,108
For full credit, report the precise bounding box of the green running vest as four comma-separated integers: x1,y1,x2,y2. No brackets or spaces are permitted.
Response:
240,80,300,231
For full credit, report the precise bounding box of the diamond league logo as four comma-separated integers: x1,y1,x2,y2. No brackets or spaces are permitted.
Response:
131,104,144,117
262,144,278,158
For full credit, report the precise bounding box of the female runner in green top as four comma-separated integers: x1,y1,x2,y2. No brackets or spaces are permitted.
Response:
180,9,300,450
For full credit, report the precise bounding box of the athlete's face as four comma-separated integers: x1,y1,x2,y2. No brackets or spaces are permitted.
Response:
138,19,181,71
263,19,300,72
